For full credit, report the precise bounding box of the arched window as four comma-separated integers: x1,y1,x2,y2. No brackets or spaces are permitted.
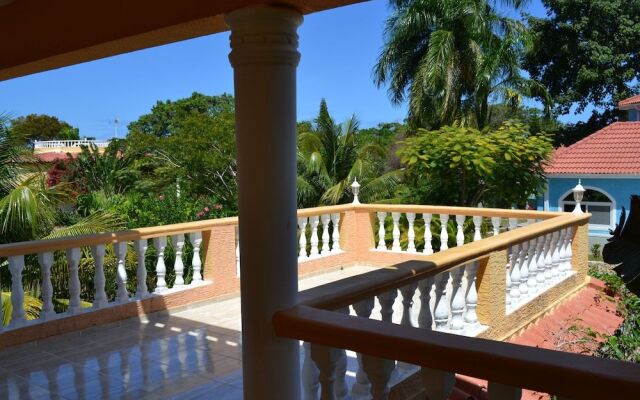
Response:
561,188,614,226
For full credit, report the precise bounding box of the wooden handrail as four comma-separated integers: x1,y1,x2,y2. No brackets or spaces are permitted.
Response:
355,204,563,219
274,305,640,399
299,213,590,310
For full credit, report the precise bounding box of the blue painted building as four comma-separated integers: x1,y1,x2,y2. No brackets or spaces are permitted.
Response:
538,96,640,245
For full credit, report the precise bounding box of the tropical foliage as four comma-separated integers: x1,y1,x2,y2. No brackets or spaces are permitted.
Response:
374,0,550,129
524,0,640,145
398,121,553,207
297,100,402,206
9,114,79,143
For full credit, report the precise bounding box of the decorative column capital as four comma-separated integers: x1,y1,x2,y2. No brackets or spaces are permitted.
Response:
226,6,302,68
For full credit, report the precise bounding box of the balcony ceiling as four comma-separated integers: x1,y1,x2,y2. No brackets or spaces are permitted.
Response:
0,0,363,82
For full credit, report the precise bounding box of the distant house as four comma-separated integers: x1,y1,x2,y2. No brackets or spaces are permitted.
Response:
538,96,640,245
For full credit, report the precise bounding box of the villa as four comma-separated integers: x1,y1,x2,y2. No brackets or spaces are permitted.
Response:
1,1,639,400
539,95,640,246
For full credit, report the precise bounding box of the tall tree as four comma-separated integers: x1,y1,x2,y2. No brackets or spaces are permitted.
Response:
524,0,640,142
374,0,549,129
10,114,79,142
126,93,237,208
297,100,402,206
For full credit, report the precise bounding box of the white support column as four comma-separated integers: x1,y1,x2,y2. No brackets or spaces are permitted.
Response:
226,7,302,399
449,265,465,332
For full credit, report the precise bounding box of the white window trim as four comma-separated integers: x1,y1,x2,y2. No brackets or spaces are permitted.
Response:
559,185,616,229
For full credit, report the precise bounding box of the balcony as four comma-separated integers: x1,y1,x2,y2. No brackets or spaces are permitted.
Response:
2,202,635,399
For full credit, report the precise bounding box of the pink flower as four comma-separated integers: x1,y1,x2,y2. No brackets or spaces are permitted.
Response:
197,211,204,217
215,204,223,211
204,207,210,212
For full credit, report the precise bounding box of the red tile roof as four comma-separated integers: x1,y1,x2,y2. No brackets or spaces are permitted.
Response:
619,94,640,107
545,122,640,174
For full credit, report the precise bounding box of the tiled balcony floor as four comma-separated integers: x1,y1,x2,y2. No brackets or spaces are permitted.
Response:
0,266,376,400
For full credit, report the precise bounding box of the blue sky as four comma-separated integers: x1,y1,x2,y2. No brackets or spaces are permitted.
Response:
0,0,554,139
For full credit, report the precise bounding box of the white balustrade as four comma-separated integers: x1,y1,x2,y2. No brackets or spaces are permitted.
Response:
519,241,530,298
321,214,331,255
551,231,561,282
433,272,450,331
418,277,434,330
135,240,149,299
423,213,433,255
37,252,56,321
455,215,465,247
330,213,341,252
154,237,168,292
298,217,308,260
526,238,538,293
191,232,203,283
298,213,341,261
406,212,416,253
361,355,396,399
301,342,320,400
66,247,83,313
33,139,110,149
172,234,186,288
309,216,320,257
440,214,449,251
391,212,401,252
114,242,129,304
449,265,466,331
8,256,26,328
509,244,521,303
473,215,482,241
352,298,375,397
492,216,501,236
464,261,479,328
91,244,108,309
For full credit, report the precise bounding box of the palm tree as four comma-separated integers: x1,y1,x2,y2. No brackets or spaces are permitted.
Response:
374,0,550,129
297,100,402,206
0,114,124,324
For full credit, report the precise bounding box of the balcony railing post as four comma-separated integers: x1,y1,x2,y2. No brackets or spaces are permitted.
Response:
571,222,589,282
201,225,237,285
476,250,508,327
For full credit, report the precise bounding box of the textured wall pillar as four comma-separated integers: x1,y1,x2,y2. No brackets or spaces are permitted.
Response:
476,250,507,327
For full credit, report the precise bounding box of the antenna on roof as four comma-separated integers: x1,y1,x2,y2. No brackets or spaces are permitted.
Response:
114,117,120,139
